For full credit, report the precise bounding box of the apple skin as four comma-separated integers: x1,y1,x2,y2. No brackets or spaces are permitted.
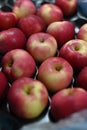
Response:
59,39,87,72
50,88,87,121
26,32,58,63
0,11,18,31
7,77,48,119
37,3,63,26
77,23,87,42
1,49,36,82
0,71,8,102
46,21,75,48
0,28,26,54
75,66,87,90
55,0,78,17
18,15,46,38
37,57,73,93
12,0,36,19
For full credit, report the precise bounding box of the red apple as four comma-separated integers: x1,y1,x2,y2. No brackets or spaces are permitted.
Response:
50,87,87,121
46,21,75,48
75,66,87,90
18,15,46,38
37,57,73,93
12,0,36,19
26,32,58,63
0,28,26,54
0,11,18,31
1,49,36,82
55,0,78,17
59,39,87,72
37,3,63,26
7,77,48,119
77,23,87,42
0,71,8,101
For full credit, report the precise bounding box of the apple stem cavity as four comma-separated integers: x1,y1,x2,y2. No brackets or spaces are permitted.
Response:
8,58,14,68
55,65,63,71
40,38,45,43
74,45,80,51
23,85,33,95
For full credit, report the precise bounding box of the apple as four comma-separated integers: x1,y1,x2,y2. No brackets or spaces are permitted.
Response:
59,39,87,72
1,49,36,82
0,28,26,54
26,32,58,63
46,21,75,48
50,87,87,121
77,23,87,42
75,66,87,90
0,10,18,31
37,57,73,93
55,0,78,17
37,3,63,26
12,0,36,19
18,15,46,38
0,71,8,102
7,77,48,119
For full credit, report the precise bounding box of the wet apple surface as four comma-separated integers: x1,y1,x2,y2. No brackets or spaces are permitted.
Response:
0,0,87,130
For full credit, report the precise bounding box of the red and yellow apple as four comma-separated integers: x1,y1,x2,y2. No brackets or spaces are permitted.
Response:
26,32,58,63
0,28,26,54
7,77,49,119
77,23,87,42
1,49,36,82
12,0,36,19
46,21,75,48
0,71,8,102
0,11,18,31
55,0,78,17
50,87,87,121
37,57,73,93
75,66,87,90
59,39,87,72
37,3,63,26
18,15,46,38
